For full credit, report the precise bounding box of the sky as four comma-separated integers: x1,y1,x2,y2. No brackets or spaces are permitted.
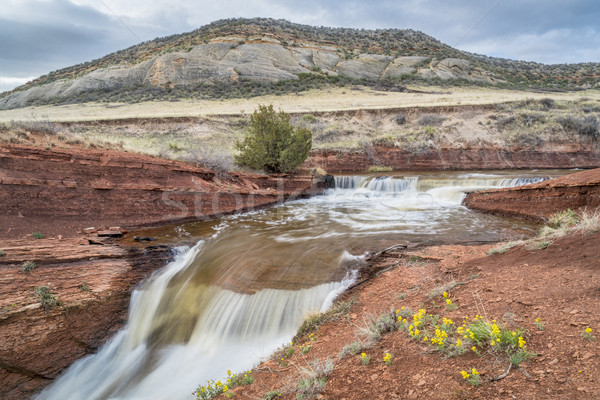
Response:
1,0,599,92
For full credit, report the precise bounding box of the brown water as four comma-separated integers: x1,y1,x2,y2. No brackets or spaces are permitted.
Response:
39,170,573,400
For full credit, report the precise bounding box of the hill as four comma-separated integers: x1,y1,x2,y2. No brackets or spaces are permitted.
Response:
1,18,599,110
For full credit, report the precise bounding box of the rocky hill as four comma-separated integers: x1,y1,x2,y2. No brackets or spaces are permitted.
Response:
1,18,599,109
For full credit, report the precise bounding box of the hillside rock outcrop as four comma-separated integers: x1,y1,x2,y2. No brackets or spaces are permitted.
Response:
0,38,491,110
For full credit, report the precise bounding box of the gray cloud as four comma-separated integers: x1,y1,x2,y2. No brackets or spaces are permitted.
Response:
1,0,599,92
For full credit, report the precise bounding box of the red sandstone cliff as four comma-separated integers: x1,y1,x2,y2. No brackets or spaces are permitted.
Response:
463,168,600,220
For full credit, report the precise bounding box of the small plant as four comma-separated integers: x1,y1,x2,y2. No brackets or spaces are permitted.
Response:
296,298,355,337
547,209,579,229
263,390,282,400
537,241,551,250
360,352,370,366
32,232,44,239
535,318,545,331
460,368,481,386
338,341,363,359
21,260,36,273
443,292,458,311
296,358,333,399
34,286,57,311
582,327,595,341
488,241,519,255
383,352,393,366
0,250,5,257
80,282,90,292
358,311,398,343
509,348,537,366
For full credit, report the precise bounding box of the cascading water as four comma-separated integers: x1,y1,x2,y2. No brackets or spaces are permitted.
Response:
38,170,558,400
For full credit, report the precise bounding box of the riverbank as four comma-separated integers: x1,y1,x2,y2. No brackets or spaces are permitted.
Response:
464,167,600,220
226,224,600,399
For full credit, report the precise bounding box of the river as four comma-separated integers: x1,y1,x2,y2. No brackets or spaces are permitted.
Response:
36,170,566,400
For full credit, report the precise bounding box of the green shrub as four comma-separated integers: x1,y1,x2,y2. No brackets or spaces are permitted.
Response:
0,250,5,257
32,232,44,239
235,104,312,173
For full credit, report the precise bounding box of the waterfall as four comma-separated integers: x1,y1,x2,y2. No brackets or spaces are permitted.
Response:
330,174,547,205
37,240,357,400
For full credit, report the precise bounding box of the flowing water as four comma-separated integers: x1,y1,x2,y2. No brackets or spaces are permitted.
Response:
37,170,569,400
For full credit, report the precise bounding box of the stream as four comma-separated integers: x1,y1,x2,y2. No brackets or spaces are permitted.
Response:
37,170,569,400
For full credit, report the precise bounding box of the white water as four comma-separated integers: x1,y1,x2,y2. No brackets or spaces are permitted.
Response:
37,171,554,400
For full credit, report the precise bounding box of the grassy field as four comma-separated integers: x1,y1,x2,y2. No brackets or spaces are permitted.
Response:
1,86,598,122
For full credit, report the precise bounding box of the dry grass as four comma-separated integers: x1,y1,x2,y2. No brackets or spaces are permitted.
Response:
1,86,597,123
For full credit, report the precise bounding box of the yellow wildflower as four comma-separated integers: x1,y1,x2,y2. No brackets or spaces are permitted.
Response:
460,370,470,379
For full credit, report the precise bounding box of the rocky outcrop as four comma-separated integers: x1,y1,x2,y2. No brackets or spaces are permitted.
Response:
0,38,491,109
0,144,328,239
0,236,173,399
463,168,600,220
304,144,600,173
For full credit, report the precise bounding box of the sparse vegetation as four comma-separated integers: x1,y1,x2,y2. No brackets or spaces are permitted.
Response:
296,297,355,338
0,250,5,257
235,104,312,173
295,358,334,399
32,232,44,239
20,261,36,273
34,286,58,311
367,165,393,172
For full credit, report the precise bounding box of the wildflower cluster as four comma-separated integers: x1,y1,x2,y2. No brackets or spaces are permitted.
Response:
394,294,536,387
460,368,481,386
278,342,296,366
195,369,253,400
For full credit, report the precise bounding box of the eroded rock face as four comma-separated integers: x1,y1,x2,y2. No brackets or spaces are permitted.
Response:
0,37,491,109
0,237,173,400
304,145,600,173
463,168,600,220
0,144,328,239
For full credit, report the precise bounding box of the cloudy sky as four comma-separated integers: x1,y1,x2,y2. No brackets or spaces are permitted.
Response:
1,0,599,92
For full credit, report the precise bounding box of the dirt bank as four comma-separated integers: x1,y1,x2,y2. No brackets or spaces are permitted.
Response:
0,144,328,239
226,229,600,399
464,167,600,220
0,236,172,399
305,145,600,172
